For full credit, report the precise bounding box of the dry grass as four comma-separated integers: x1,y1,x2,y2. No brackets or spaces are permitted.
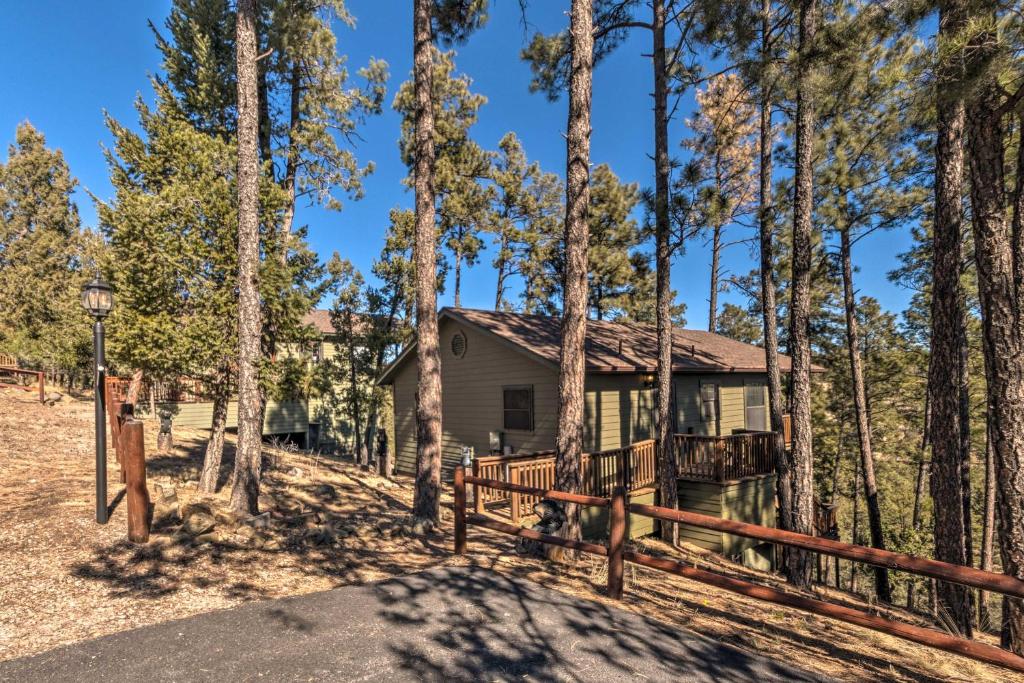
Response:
0,387,1018,682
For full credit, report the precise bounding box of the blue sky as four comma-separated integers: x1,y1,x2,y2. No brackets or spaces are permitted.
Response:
1,1,917,329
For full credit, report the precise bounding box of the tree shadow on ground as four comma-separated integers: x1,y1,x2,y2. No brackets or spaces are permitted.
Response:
69,438,451,605
373,566,818,681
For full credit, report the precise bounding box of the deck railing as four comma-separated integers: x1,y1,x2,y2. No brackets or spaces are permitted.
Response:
473,429,785,522
675,431,776,482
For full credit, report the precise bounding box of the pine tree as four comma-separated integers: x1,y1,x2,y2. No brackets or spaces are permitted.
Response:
0,123,93,381
487,132,563,312
682,72,758,333
404,0,488,531
231,0,263,515
395,48,489,308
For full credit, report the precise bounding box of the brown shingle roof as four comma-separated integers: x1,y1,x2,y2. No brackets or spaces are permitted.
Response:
380,307,814,383
445,307,797,374
302,310,336,335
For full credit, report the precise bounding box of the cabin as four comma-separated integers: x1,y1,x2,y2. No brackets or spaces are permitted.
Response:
105,309,377,450
379,308,808,568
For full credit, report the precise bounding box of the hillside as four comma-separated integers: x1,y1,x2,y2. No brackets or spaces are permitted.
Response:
0,386,1016,682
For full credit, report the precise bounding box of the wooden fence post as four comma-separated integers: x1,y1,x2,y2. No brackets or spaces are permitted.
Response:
608,486,626,600
454,465,467,555
510,467,521,524
37,372,44,403
472,458,483,514
121,418,150,543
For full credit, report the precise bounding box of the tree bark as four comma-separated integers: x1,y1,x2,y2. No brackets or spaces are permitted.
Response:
908,390,930,611
229,0,264,515
652,0,677,546
980,420,996,629
757,0,790,541
757,0,786,544
965,21,1024,650
785,0,817,588
928,0,974,638
347,311,366,466
551,0,593,559
453,246,462,308
840,228,892,602
198,364,230,493
411,0,443,529
708,223,721,333
851,454,861,594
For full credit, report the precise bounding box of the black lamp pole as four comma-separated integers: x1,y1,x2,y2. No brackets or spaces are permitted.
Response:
94,319,108,524
82,275,113,525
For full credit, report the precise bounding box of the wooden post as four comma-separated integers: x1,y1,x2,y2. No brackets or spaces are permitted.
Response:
472,458,483,514
608,486,627,600
454,465,467,555
121,418,150,543
37,372,44,403
714,438,726,482
510,467,521,524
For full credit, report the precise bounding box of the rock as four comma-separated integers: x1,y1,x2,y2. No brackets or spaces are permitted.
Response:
193,531,219,545
257,494,276,511
263,538,282,551
152,503,181,529
181,500,215,519
410,519,434,536
154,484,178,505
43,391,63,406
183,511,216,536
288,467,304,477
243,511,272,531
234,524,256,540
214,508,241,529
312,484,337,501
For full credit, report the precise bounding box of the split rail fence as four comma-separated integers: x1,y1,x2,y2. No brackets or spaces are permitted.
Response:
453,466,1024,674
0,365,44,403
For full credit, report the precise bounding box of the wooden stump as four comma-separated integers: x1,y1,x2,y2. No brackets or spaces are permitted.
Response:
120,419,151,543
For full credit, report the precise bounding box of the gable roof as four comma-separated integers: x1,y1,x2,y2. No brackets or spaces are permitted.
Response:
380,307,815,384
302,309,382,337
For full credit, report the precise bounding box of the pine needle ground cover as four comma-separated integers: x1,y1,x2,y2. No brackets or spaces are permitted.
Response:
0,388,1014,682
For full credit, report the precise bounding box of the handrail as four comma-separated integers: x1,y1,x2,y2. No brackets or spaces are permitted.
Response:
453,467,1024,674
630,502,1024,600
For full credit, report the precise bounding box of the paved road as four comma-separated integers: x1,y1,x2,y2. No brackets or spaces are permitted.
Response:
0,566,820,682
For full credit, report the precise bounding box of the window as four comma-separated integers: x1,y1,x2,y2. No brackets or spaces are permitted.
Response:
700,383,718,423
503,385,534,431
744,382,768,431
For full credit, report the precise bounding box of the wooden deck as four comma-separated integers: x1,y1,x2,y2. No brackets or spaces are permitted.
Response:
473,428,784,525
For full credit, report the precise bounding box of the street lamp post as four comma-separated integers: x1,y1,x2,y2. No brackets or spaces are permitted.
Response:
82,276,114,524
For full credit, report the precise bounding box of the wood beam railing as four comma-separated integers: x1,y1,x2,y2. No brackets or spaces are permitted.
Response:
454,468,1024,674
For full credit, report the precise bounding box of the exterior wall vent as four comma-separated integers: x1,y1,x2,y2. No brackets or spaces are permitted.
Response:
451,331,467,358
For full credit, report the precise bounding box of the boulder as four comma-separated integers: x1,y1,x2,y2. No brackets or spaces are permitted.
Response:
152,503,181,530
193,531,220,545
183,510,216,536
312,483,337,501
43,391,63,406
242,511,272,531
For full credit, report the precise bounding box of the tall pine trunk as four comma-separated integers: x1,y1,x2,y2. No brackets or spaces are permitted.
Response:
708,223,721,332
929,0,975,638
980,421,996,629
652,0,677,545
965,16,1024,649
229,0,264,515
552,0,593,557
347,314,366,466
281,63,301,243
785,0,817,588
908,391,930,610
758,0,789,538
840,228,891,602
411,0,443,528
198,364,231,493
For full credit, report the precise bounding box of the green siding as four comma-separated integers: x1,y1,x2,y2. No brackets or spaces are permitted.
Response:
581,489,657,540
143,399,308,436
677,475,777,557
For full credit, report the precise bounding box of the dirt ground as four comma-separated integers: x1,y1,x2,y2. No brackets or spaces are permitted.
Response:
0,387,1018,682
